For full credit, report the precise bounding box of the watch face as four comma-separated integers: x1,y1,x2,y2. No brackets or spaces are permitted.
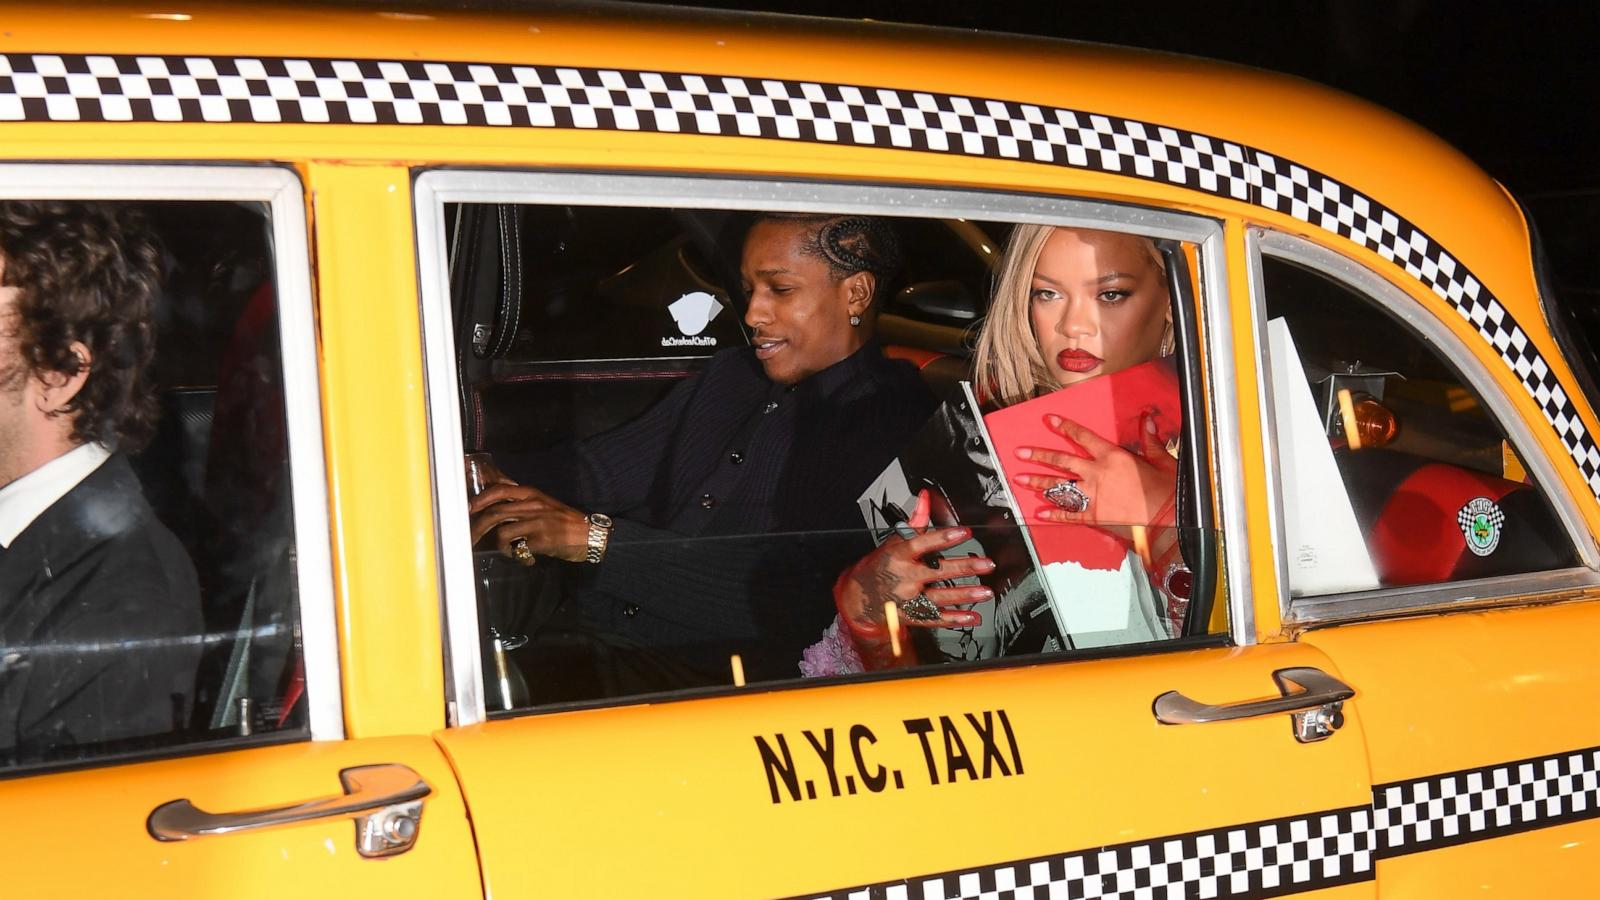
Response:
589,513,614,529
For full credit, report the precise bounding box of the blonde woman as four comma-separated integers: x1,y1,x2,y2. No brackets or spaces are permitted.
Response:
802,224,1182,675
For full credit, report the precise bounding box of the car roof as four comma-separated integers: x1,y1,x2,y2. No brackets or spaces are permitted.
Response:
3,1,1538,314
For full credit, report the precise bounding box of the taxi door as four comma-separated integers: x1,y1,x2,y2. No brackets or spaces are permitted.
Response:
416,175,1380,899
1249,231,1600,896
0,164,481,897
0,737,482,899
436,641,1377,899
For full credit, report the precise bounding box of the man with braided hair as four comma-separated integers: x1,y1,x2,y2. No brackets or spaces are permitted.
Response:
470,213,936,699
0,201,202,765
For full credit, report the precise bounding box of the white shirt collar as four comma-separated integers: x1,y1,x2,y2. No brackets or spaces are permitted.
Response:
0,442,112,549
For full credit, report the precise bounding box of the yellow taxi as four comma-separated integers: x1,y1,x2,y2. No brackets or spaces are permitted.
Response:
2,3,1598,897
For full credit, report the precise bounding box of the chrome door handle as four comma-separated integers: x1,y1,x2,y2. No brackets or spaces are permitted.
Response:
1153,667,1354,742
149,763,431,858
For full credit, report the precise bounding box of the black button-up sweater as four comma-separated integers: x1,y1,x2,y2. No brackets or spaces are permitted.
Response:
503,340,937,685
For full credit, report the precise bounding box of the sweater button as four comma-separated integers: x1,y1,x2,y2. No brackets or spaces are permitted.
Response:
700,493,716,509
729,451,744,464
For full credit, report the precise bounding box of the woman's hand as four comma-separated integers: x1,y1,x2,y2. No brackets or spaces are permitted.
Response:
1013,411,1177,526
833,490,995,667
469,482,590,564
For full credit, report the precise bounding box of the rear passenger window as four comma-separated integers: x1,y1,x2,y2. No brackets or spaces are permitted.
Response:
1259,248,1581,602
0,179,326,774
420,176,1230,719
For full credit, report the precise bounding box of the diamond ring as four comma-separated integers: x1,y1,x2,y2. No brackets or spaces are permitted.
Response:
1043,479,1090,513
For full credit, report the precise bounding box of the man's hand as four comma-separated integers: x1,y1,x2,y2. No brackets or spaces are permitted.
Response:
469,482,590,564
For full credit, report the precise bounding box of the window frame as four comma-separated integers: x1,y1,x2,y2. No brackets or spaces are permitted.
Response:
1245,226,1600,626
0,163,345,743
413,169,1247,727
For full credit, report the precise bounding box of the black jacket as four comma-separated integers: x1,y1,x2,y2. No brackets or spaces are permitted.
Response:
503,341,937,683
0,453,203,766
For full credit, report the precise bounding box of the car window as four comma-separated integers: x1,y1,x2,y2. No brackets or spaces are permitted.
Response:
1259,250,1581,601
1,194,317,774
422,180,1229,717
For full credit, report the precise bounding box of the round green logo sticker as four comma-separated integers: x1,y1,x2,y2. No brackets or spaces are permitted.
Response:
1457,496,1504,557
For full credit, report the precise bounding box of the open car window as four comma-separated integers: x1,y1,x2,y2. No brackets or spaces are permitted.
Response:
420,177,1233,718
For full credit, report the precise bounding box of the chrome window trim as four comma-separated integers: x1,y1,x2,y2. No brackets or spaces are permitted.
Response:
1292,567,1600,625
412,170,1246,727
0,164,343,741
1248,228,1600,626
1243,229,1293,635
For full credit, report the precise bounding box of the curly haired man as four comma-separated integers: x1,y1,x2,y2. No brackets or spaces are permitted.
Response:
0,200,201,766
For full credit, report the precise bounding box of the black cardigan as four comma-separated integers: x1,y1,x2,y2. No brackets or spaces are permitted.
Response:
502,341,937,684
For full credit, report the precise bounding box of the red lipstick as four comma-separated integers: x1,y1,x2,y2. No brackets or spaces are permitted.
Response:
1057,348,1102,373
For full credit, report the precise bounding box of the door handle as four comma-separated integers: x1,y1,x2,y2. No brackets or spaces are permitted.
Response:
148,763,431,858
1153,667,1354,742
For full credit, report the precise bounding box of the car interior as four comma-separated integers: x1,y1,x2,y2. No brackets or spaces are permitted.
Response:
116,201,307,761
1261,256,1578,592
444,204,1223,710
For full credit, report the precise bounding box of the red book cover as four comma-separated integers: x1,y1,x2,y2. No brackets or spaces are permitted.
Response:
981,358,1182,570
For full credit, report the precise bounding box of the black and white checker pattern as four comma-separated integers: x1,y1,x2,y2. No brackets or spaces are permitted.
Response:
1455,499,1505,539
1250,151,1600,500
791,745,1600,899
1373,746,1600,857
4,50,1597,501
796,806,1374,900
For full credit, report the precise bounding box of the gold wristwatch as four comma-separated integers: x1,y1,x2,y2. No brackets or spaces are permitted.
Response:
584,513,613,564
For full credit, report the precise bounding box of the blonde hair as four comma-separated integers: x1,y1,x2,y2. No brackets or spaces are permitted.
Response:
973,224,1168,408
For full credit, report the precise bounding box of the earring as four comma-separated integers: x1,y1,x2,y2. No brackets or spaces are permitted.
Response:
1160,323,1175,357
849,314,862,327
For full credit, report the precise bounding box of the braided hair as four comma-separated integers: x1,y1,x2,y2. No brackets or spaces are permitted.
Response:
751,213,902,302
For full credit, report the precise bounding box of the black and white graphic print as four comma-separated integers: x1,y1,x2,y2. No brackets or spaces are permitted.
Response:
1373,745,1600,858
4,50,1596,501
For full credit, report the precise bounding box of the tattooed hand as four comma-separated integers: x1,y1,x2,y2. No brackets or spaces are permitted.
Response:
832,489,996,668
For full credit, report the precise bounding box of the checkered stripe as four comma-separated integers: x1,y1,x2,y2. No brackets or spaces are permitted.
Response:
4,50,1597,500
794,806,1374,900
1251,151,1600,499
1373,746,1600,857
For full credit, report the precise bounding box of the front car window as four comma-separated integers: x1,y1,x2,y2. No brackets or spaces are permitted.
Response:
419,175,1230,719
1256,234,1584,613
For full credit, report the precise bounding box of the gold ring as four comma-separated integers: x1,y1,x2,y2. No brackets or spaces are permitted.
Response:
511,537,533,562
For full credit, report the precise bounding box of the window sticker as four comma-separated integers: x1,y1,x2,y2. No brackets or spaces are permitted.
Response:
663,290,723,348
1458,497,1504,556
